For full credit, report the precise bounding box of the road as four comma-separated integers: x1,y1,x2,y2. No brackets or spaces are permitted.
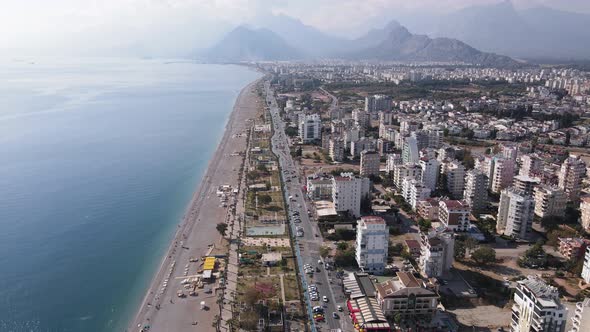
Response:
265,82,350,331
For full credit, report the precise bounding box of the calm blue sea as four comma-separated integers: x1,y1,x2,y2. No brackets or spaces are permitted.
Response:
0,58,261,332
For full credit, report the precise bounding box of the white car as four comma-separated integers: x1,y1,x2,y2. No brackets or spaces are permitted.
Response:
322,296,328,302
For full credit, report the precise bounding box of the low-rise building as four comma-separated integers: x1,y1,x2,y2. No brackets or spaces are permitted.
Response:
375,272,439,319
417,198,440,221
558,238,590,260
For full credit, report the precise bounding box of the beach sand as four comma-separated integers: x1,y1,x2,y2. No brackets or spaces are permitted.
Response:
128,77,262,332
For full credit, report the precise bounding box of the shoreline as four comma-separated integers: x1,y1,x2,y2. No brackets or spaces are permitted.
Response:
128,75,263,331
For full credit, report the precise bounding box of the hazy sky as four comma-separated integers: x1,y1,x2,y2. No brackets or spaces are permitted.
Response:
1,0,589,57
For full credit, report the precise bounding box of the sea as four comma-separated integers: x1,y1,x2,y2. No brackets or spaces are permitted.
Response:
0,58,261,332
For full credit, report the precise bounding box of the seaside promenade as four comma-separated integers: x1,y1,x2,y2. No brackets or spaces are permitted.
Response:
128,78,262,332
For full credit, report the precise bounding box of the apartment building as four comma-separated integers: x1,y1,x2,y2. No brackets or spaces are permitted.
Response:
360,150,380,177
491,157,516,194
439,200,470,232
393,163,421,189
419,231,454,278
512,175,541,196
402,136,420,164
580,196,590,233
419,157,440,191
443,161,466,199
375,272,439,318
497,187,535,240
298,113,321,143
558,155,586,203
355,216,389,275
510,276,566,332
534,185,567,219
365,94,393,113
417,198,440,221
402,180,431,211
385,153,403,173
332,173,370,218
558,238,590,260
582,247,590,284
464,169,489,215
569,298,590,332
519,154,542,178
329,138,345,162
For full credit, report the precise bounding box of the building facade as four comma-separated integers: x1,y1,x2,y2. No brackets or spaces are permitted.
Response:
558,155,586,203
463,169,489,215
298,113,321,143
419,231,454,278
360,150,380,177
355,216,389,274
439,200,470,232
497,187,535,240
534,185,567,219
510,276,566,332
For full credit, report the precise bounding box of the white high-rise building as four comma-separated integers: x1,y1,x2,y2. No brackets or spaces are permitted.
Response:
332,173,370,218
402,136,420,164
400,121,419,135
298,114,321,143
419,231,454,278
580,196,590,233
582,247,590,284
419,157,440,191
393,163,421,189
350,137,377,157
534,185,567,218
329,138,345,162
385,154,402,173
570,298,590,332
443,161,465,199
497,188,535,240
402,179,431,210
356,216,389,275
464,169,488,214
352,109,370,129
491,157,516,194
510,276,566,332
512,175,540,196
558,155,587,203
360,150,380,177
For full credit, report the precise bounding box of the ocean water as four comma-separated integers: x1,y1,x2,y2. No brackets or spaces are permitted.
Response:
0,58,261,332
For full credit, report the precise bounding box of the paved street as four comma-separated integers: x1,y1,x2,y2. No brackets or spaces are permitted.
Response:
264,82,351,331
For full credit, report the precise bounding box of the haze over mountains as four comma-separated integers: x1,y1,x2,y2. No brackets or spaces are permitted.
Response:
203,18,517,67
204,0,590,65
395,0,590,60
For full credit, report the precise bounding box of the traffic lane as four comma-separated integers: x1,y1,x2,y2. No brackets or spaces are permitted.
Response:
267,89,340,329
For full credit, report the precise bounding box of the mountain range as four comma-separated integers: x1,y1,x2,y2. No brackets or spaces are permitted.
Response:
203,18,517,67
395,0,590,60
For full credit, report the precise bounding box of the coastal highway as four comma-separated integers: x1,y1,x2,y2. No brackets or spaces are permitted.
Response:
265,82,350,331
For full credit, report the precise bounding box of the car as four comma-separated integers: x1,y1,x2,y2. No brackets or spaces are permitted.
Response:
322,296,328,302
332,312,339,319
337,305,343,312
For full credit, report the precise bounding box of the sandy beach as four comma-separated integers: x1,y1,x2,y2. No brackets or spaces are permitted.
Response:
128,76,262,332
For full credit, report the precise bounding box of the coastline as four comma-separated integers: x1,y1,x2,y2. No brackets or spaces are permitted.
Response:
128,75,263,331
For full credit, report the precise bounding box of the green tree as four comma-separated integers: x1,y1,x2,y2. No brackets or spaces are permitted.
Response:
471,246,496,265
319,246,330,258
454,240,466,260
258,194,272,205
337,242,348,251
216,222,228,237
